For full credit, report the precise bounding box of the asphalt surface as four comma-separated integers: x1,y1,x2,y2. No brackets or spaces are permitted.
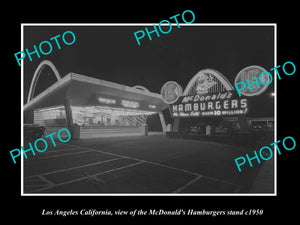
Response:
23,134,274,194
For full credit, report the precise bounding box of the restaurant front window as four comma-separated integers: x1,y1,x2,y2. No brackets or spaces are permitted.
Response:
71,106,155,127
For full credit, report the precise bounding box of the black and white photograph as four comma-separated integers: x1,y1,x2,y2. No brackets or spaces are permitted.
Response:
21,24,275,195
4,5,298,224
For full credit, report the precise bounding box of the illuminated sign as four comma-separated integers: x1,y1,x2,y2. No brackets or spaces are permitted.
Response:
170,91,248,117
98,97,116,105
94,95,158,111
149,105,156,109
121,100,139,109
234,65,269,97
160,81,182,104
194,73,216,94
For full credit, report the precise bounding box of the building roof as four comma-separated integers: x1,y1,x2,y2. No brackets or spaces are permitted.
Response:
23,73,168,113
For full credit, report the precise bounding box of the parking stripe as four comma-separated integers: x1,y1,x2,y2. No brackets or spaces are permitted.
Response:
65,143,200,176
64,143,242,190
25,142,243,193
28,150,93,160
25,157,122,179
41,147,81,153
31,161,144,193
172,175,203,193
38,175,55,186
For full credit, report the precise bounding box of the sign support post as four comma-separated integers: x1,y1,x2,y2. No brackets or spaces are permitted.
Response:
172,117,180,132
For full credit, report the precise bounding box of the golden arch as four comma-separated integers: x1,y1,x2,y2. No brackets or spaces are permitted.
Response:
27,60,61,103
183,68,234,96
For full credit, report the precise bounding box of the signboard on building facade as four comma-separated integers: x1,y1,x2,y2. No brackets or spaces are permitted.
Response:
170,91,248,117
89,94,160,112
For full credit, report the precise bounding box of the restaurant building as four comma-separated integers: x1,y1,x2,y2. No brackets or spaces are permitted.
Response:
24,60,168,139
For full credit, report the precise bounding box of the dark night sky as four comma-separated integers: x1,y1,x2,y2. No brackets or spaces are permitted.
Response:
23,25,274,117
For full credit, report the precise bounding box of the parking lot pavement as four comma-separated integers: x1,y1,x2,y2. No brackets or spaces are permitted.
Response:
23,135,273,194
249,158,275,193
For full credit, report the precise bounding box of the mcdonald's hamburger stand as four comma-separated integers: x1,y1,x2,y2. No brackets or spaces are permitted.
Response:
24,61,272,144
23,61,168,139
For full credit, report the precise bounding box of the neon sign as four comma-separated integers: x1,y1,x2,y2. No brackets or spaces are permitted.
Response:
98,97,116,105
170,91,248,117
160,81,182,104
121,100,139,109
149,105,156,109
